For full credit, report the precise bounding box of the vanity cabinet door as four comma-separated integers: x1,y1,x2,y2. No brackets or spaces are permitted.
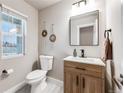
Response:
81,75,103,93
64,61,105,93
64,69,81,93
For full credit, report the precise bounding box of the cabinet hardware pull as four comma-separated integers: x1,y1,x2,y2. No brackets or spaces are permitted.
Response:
76,76,79,86
83,77,85,88
76,67,86,71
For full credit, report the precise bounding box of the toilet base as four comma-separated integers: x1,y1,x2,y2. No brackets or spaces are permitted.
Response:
31,78,47,93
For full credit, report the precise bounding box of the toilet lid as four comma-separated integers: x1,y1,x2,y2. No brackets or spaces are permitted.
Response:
26,70,47,80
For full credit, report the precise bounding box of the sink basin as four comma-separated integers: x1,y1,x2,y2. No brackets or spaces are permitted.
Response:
67,56,97,62
64,56,105,66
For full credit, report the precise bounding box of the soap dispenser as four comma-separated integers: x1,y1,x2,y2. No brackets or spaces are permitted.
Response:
73,49,77,57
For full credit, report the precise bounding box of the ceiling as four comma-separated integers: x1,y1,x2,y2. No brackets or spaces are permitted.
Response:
25,0,62,10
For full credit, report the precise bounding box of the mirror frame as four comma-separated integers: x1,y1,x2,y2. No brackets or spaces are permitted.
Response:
69,10,99,46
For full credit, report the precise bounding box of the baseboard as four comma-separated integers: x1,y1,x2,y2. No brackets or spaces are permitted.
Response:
4,77,63,93
47,77,63,87
3,81,25,93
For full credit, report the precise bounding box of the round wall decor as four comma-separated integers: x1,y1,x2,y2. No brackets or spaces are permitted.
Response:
42,21,47,37
42,30,47,37
49,24,56,42
49,34,56,42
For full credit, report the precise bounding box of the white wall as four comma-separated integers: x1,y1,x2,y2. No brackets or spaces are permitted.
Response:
39,0,106,80
0,0,38,92
106,0,123,77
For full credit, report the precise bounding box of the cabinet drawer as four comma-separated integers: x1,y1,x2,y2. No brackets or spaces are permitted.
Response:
64,61,105,78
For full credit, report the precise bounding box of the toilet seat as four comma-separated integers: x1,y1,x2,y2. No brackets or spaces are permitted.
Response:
26,70,47,80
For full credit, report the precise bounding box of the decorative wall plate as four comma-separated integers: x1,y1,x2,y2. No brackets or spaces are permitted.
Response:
42,29,47,37
49,34,56,42
42,21,47,37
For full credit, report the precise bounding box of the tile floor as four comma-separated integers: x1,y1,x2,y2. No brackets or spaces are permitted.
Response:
15,82,63,93
15,84,31,93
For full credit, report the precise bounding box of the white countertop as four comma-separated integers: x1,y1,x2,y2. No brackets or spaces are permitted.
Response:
64,56,105,67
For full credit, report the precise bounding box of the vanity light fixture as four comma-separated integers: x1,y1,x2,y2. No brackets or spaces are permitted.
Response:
71,0,87,17
72,0,87,7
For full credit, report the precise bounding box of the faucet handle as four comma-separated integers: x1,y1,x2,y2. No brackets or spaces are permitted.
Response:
80,49,84,52
80,49,84,57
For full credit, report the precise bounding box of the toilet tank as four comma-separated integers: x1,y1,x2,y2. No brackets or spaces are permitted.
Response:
39,55,53,71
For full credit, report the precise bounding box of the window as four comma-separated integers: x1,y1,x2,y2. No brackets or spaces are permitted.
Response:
0,11,26,58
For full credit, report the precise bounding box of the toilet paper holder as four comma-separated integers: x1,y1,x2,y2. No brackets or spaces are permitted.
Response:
2,69,9,76
1,69,14,77
2,69,8,74
1,69,9,79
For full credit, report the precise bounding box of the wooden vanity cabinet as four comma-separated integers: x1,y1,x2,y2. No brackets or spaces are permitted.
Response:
64,61,105,93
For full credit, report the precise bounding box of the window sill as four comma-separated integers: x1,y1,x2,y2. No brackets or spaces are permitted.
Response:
1,54,25,60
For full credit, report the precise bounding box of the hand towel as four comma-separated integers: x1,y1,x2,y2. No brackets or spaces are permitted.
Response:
103,37,113,61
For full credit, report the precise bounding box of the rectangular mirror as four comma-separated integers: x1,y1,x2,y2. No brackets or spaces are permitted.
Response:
70,10,99,46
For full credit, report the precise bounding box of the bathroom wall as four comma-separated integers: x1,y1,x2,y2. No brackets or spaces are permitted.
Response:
38,0,106,80
105,0,123,92
0,0,38,92
106,0,123,77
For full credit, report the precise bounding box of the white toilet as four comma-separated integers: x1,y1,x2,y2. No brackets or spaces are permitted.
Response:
26,55,53,93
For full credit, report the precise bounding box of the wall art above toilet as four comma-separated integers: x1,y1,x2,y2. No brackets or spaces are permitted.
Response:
49,24,56,42
42,21,48,37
